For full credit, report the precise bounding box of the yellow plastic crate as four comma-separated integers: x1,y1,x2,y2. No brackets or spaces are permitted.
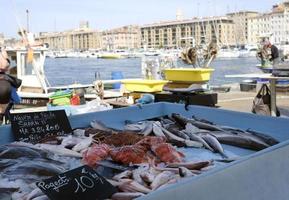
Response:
164,68,214,82
122,80,168,92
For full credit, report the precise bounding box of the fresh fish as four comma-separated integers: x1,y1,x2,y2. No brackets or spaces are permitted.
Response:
0,159,18,170
0,145,49,159
35,144,82,158
185,123,201,134
32,195,49,200
192,115,215,125
119,179,151,194
72,129,86,137
166,125,190,140
167,161,211,170
184,124,214,152
156,178,178,191
140,122,153,136
26,188,44,200
140,171,156,184
4,160,65,178
60,135,82,149
90,120,119,133
150,171,175,190
152,122,166,137
246,129,279,146
72,136,93,152
172,113,225,131
132,165,149,186
208,131,270,151
124,121,153,136
159,125,203,148
178,167,195,177
113,170,133,181
111,192,144,200
201,134,228,158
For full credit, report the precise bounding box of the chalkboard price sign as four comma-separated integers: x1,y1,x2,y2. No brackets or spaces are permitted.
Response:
36,165,117,200
11,110,72,144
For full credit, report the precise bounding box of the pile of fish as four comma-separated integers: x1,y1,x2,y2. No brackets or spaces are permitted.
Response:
0,113,279,200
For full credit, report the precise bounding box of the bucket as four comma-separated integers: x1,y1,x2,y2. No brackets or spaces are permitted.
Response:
111,71,124,89
239,79,256,92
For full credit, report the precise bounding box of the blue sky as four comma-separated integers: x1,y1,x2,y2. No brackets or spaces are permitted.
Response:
1,0,281,37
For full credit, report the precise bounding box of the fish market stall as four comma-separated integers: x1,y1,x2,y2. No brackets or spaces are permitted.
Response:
0,103,289,200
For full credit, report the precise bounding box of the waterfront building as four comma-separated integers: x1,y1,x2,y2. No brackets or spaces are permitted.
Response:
226,11,259,46
248,1,289,45
37,28,102,50
102,25,141,50
141,16,236,49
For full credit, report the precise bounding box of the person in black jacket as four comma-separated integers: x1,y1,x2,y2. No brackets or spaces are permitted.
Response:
265,41,279,67
0,48,22,123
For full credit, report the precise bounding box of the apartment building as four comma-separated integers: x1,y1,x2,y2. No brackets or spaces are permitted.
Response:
102,25,141,50
141,16,236,49
227,11,259,45
37,28,102,50
248,1,289,45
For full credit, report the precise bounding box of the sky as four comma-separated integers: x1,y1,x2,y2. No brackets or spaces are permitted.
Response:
0,0,282,37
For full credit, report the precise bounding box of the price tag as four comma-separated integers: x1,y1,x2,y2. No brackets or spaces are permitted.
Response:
36,165,117,200
11,110,72,144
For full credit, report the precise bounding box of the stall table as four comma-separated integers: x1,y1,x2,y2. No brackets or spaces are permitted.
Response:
225,73,289,116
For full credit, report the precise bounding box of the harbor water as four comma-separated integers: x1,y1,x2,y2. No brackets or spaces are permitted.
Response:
45,57,262,87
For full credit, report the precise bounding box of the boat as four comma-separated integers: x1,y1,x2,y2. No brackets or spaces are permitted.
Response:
216,47,240,59
238,45,258,58
0,102,289,200
98,50,127,59
5,46,123,107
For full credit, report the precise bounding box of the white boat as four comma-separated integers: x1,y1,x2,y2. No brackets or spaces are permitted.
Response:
5,47,123,107
239,45,258,58
217,48,240,59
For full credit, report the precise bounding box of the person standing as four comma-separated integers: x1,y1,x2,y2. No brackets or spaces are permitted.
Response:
0,48,22,123
265,41,279,68
0,48,12,122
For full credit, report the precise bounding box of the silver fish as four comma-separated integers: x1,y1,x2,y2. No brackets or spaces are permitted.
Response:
201,134,228,158
26,188,44,200
111,192,144,200
112,170,133,181
185,123,201,134
208,131,270,151
132,165,149,186
159,125,203,148
245,129,279,146
150,171,175,190
124,121,153,136
60,135,83,149
72,129,86,137
90,120,119,132
72,137,92,152
167,161,211,170
172,114,224,131
31,195,49,200
140,171,155,184
178,167,195,177
152,122,166,137
35,144,82,158
119,179,151,194
184,124,214,152
140,121,153,136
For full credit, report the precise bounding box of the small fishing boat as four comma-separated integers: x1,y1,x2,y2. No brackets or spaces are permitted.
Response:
5,46,123,107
